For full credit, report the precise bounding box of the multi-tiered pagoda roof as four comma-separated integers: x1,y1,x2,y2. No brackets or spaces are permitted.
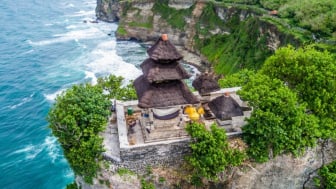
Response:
134,34,199,108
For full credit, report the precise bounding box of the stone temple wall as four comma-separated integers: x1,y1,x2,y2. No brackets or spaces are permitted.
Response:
108,139,191,173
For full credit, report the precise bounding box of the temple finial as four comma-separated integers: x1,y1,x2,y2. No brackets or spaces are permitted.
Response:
161,34,168,41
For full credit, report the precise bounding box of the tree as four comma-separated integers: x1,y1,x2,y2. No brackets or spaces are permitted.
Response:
315,160,336,189
218,69,255,88
278,0,336,37
238,73,319,162
97,74,137,100
261,45,336,139
185,122,245,182
48,83,110,183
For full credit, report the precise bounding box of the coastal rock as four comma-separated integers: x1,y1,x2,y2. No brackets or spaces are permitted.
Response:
96,0,299,72
168,0,197,10
96,0,120,22
226,140,336,189
77,140,336,189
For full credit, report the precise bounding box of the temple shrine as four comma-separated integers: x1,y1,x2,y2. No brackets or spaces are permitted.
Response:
132,34,199,142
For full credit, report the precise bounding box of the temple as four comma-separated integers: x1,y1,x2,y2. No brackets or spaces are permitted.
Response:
102,34,252,169
132,34,199,142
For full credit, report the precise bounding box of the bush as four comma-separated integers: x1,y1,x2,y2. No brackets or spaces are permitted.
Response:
239,73,319,162
261,45,336,139
48,75,136,183
185,122,245,180
315,160,336,189
48,83,110,183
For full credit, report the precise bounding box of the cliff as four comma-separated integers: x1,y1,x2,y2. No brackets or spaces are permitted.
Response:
77,139,336,189
96,0,302,74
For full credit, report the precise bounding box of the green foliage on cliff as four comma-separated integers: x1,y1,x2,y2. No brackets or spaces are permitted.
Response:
216,0,336,40
238,73,319,162
97,74,137,100
116,26,127,36
152,0,193,30
277,0,336,38
185,122,246,181
48,75,137,183
218,69,255,88
315,160,336,189
196,16,272,74
261,45,336,139
48,84,110,183
218,46,336,162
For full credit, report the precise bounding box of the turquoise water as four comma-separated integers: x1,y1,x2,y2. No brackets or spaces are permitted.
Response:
0,0,147,188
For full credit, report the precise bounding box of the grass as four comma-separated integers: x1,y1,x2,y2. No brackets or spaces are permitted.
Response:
152,0,193,30
117,168,136,176
116,26,127,36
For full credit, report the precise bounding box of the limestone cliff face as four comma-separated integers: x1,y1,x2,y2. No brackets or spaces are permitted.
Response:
96,0,120,22
77,140,336,189
225,140,336,189
95,0,301,73
96,0,297,51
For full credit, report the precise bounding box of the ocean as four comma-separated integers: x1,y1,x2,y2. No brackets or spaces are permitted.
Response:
0,0,147,188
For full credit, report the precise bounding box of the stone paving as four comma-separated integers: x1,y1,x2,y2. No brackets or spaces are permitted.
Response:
102,112,121,162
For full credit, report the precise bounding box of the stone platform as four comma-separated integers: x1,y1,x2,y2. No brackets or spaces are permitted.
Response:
102,87,251,171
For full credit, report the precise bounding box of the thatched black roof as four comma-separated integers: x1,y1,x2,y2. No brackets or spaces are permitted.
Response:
147,37,183,63
141,58,190,83
208,95,243,120
134,76,199,108
192,72,220,95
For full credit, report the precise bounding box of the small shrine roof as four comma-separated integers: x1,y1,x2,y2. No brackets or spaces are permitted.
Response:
208,95,243,120
192,72,220,95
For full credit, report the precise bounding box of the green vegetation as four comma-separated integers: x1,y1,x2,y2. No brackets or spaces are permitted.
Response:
216,0,336,39
97,75,137,100
195,2,276,75
185,122,245,181
315,160,336,189
141,178,155,189
116,26,127,36
277,0,336,38
197,0,335,75
261,46,336,140
218,69,255,88
117,168,136,176
259,0,289,10
152,0,194,30
197,17,273,74
220,46,335,162
238,73,319,162
48,75,137,183
66,182,79,189
48,83,110,183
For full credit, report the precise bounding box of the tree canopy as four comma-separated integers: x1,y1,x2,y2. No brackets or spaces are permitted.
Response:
185,122,245,181
315,160,336,189
96,74,137,100
48,83,110,183
238,73,319,162
48,75,137,183
261,45,336,139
